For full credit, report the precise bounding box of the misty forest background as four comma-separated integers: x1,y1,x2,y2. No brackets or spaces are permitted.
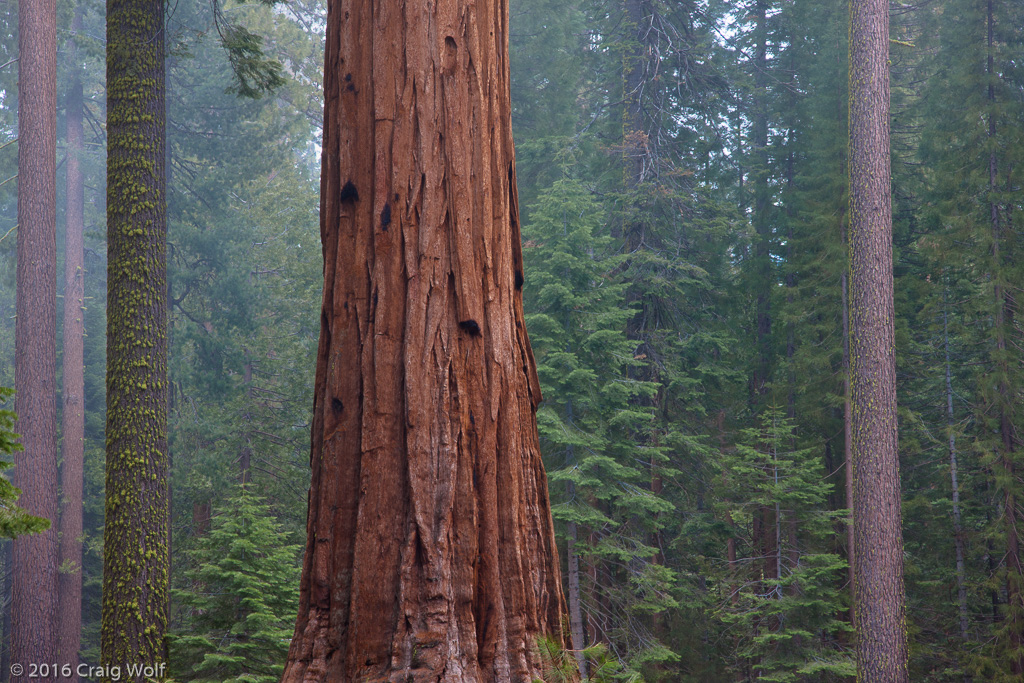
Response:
1,0,1023,680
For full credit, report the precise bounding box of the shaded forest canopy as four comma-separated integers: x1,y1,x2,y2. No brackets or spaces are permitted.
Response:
0,0,1022,680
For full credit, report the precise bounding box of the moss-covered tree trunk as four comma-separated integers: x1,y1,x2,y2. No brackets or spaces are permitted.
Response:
848,0,908,680
280,0,568,680
12,0,59,670
58,9,86,678
101,0,169,676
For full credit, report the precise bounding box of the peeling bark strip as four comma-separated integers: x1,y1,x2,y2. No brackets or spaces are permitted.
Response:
848,0,909,680
281,0,568,680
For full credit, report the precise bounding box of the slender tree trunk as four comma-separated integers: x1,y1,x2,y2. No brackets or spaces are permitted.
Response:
281,0,568,679
565,401,588,679
837,47,855,629
751,0,771,399
566,517,588,679
848,0,908,680
783,145,801,600
749,13,774,656
12,0,59,671
717,409,739,606
239,353,253,485
101,0,169,675
943,307,970,682
586,526,606,646
841,271,854,627
192,500,211,537
58,9,86,679
622,0,646,190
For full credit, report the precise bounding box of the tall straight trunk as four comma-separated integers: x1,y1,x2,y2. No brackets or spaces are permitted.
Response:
101,0,169,675
622,0,646,190
838,54,855,629
783,142,801,596
848,0,908,680
987,0,1023,672
566,516,587,679
239,353,253,485
586,525,607,646
565,402,588,679
717,409,739,605
749,12,774,653
280,0,568,679
841,271,854,625
944,308,970,670
751,0,771,398
12,0,59,671
58,10,86,678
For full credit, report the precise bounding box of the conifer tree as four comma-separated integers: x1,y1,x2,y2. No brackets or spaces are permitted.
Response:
715,406,853,682
102,0,169,673
172,490,300,682
847,0,909,679
913,0,1024,676
12,0,59,666
58,7,87,676
523,176,675,674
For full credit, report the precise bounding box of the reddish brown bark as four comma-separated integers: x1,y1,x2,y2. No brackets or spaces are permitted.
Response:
281,0,568,680
12,0,59,671
848,0,908,680
57,10,86,677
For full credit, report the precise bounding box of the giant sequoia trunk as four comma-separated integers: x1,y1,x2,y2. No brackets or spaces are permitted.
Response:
847,0,909,680
12,0,59,670
281,0,568,680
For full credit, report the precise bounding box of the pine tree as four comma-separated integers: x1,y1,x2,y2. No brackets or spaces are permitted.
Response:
848,0,909,678
12,0,59,666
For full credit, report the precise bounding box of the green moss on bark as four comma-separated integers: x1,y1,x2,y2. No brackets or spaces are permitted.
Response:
101,0,169,677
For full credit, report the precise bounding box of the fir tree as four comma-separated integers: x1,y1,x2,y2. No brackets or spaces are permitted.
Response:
171,489,300,682
523,174,674,673
714,406,853,682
